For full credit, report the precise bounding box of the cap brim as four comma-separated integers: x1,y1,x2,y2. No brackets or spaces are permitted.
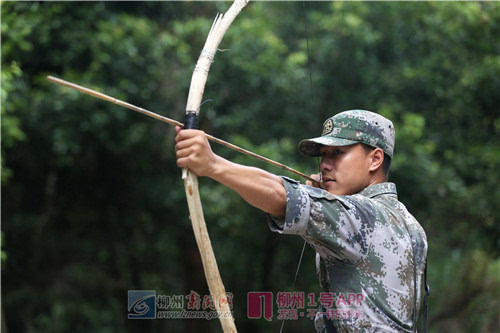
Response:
298,136,358,157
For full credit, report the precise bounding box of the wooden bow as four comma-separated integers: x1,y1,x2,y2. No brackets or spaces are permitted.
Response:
181,1,249,332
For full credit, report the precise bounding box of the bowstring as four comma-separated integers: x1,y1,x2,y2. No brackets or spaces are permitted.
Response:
279,2,314,332
279,240,307,333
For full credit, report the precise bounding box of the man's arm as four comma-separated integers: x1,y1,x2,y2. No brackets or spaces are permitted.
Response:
175,127,287,217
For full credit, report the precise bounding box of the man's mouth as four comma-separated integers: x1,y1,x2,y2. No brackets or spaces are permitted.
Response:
323,177,335,184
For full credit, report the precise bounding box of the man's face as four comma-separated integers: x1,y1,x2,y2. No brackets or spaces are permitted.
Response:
319,144,373,195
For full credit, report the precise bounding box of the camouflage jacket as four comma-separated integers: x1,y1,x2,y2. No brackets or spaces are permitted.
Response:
268,177,427,332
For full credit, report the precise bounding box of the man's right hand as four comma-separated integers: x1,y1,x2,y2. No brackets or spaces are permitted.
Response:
306,173,323,189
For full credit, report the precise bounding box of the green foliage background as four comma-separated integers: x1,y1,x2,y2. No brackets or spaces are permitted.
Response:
1,1,499,332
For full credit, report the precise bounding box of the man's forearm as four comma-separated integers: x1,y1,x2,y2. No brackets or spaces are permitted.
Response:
208,155,287,217
175,127,287,216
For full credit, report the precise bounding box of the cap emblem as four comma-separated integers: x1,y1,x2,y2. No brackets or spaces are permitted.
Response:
322,119,333,136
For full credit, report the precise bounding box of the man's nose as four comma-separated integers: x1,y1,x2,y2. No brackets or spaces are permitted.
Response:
320,157,333,172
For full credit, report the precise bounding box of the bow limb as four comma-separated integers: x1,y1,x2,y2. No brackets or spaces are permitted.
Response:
182,1,249,332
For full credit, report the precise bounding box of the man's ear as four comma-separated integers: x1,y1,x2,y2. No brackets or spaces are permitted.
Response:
369,148,384,172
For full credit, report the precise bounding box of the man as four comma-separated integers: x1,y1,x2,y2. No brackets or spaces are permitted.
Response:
175,109,427,332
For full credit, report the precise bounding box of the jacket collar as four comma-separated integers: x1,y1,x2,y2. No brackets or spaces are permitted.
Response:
359,182,397,198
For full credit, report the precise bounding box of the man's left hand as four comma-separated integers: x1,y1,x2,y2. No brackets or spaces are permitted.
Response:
175,126,218,177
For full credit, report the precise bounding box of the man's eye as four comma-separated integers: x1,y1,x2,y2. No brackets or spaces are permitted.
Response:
335,149,343,154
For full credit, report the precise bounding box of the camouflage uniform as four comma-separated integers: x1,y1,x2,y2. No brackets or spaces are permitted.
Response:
268,110,428,332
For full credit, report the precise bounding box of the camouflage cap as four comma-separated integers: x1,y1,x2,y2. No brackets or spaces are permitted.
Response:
298,110,395,158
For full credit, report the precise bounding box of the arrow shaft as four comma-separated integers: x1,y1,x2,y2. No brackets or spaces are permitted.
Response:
47,75,317,184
